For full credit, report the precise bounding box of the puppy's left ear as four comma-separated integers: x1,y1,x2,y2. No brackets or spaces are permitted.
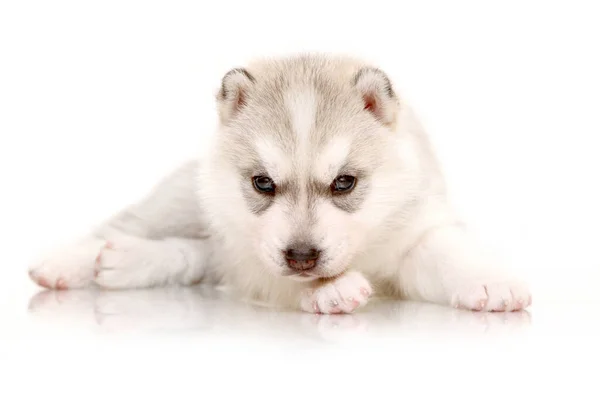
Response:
353,67,398,127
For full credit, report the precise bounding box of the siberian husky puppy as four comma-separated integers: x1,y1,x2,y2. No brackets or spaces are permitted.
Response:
29,54,531,314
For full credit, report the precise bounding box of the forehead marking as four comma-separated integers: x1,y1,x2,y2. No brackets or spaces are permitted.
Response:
285,88,317,172
284,88,318,216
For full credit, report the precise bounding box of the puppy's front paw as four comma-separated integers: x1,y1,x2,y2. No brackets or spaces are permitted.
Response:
300,271,373,314
28,238,106,290
450,278,531,312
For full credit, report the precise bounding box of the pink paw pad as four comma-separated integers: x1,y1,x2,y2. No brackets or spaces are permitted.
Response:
55,278,68,290
455,299,487,311
312,301,320,314
93,255,101,277
473,299,487,311
492,299,510,312
510,298,526,311
347,297,360,311
29,270,52,289
29,270,68,290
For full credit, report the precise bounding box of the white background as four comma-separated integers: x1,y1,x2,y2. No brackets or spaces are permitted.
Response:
1,1,599,399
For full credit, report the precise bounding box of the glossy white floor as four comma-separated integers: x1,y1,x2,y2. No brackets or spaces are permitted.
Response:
2,1,599,398
3,251,599,399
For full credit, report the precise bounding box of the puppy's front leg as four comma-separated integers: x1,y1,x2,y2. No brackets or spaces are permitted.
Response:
397,225,531,312
299,271,373,314
28,161,210,290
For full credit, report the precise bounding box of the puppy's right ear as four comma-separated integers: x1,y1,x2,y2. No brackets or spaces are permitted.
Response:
216,68,255,123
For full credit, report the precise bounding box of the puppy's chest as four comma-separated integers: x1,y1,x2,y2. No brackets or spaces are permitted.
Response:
352,241,403,276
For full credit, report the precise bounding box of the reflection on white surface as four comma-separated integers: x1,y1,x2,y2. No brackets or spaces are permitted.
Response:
27,285,531,341
15,285,599,399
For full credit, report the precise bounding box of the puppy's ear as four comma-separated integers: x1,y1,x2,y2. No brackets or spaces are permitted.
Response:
216,68,255,123
353,67,398,127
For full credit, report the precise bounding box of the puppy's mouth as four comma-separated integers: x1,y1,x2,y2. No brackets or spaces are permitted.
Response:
282,270,320,282
282,268,345,282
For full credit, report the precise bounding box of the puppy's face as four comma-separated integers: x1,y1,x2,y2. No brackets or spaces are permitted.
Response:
201,58,406,280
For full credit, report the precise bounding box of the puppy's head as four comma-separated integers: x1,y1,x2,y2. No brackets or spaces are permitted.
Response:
200,55,410,281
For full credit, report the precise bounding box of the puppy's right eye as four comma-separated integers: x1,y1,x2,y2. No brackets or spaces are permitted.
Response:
330,175,356,194
253,176,276,194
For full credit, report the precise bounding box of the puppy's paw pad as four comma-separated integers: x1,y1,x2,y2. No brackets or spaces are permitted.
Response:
300,271,372,314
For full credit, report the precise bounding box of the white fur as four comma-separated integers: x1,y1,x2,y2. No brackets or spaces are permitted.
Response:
255,138,292,182
313,137,352,182
286,88,316,143
286,88,316,174
28,54,531,314
95,234,208,289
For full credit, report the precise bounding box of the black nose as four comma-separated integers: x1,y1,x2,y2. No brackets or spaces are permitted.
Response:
284,246,320,271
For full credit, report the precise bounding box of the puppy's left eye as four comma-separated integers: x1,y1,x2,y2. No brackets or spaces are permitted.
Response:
331,175,356,194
